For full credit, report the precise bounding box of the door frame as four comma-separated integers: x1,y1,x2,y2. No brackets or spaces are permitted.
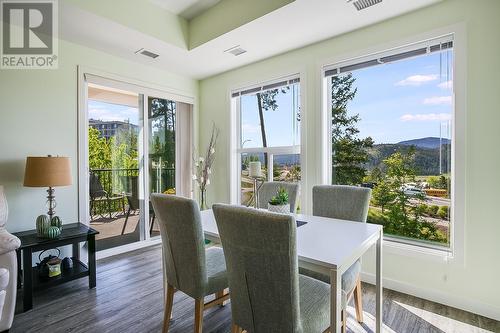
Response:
77,66,195,253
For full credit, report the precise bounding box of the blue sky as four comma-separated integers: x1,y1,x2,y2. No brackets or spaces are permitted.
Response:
241,50,453,146
88,100,139,125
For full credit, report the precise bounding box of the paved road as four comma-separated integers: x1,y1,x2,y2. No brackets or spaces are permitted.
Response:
425,196,451,207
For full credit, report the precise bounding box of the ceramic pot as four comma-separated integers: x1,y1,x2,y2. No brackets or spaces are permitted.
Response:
267,203,290,214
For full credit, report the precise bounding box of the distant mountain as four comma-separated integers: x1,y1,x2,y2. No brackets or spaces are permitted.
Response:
397,137,451,149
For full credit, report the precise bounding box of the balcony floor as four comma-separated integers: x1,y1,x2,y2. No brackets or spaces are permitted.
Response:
91,212,160,251
12,244,499,332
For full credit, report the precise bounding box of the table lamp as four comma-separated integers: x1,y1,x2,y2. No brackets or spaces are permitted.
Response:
23,156,72,221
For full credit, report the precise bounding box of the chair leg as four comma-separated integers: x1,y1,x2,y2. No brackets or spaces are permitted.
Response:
121,207,131,235
215,289,228,307
194,298,204,333
162,284,175,333
341,309,346,333
353,278,364,323
149,214,155,235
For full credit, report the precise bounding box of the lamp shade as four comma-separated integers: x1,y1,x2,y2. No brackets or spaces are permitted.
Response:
24,156,72,187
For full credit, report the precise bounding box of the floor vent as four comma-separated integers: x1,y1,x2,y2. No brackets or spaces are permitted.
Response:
351,0,382,11
135,48,159,59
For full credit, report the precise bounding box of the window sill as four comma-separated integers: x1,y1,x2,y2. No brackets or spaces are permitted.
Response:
382,236,454,262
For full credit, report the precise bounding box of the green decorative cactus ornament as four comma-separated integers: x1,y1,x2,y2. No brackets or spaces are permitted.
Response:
51,216,63,232
36,214,51,237
46,226,61,239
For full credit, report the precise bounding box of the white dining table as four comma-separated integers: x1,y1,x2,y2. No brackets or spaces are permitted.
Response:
200,209,383,333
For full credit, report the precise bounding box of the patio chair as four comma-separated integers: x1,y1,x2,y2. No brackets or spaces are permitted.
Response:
89,172,125,220
120,176,156,235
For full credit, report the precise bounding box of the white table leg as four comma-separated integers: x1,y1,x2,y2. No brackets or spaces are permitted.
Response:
376,230,383,333
330,268,342,333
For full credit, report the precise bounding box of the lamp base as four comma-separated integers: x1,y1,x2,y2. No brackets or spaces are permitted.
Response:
46,187,56,221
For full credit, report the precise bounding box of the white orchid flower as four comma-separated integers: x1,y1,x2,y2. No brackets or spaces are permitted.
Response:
210,148,215,154
200,176,204,183
206,179,211,185
192,175,197,180
207,168,212,174
199,157,205,162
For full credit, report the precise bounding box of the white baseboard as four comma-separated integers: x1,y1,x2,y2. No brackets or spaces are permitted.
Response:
360,271,500,322
96,238,162,260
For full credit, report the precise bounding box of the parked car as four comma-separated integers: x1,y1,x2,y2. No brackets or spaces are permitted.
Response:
403,186,426,198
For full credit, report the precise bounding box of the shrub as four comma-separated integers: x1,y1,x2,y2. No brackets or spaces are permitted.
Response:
437,206,449,219
427,205,439,217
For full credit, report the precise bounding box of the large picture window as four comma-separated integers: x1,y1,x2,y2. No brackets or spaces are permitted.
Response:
232,77,301,207
324,36,454,249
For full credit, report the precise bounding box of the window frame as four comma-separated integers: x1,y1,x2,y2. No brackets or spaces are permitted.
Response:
320,26,466,263
230,74,304,207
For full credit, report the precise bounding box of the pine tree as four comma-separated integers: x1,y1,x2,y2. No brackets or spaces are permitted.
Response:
331,74,373,185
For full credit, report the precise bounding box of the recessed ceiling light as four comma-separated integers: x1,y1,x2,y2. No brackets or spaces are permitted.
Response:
135,48,160,59
349,0,382,11
224,45,247,56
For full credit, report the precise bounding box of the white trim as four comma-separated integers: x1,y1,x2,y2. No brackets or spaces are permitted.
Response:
360,271,500,322
319,24,466,264
228,72,306,210
77,65,196,252
96,238,162,260
79,66,195,105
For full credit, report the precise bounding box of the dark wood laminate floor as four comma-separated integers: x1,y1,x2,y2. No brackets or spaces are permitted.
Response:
11,244,500,333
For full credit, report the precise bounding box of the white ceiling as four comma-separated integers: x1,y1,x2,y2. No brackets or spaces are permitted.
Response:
60,0,441,80
148,0,222,19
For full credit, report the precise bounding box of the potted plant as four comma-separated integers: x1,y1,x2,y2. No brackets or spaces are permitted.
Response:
268,187,290,214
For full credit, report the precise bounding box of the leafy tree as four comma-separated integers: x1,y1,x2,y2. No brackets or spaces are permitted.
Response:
256,88,289,167
88,127,111,169
331,74,373,185
372,179,393,213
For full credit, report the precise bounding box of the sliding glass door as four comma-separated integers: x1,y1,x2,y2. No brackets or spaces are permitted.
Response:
81,73,193,252
147,96,176,237
87,83,144,251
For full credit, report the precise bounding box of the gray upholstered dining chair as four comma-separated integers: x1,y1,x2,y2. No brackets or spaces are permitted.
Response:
257,181,300,213
150,194,230,333
301,185,372,331
212,204,330,333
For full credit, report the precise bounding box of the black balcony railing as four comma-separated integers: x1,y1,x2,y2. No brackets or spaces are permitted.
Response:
90,167,175,217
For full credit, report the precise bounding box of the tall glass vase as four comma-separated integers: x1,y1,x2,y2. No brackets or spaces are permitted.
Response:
200,188,208,210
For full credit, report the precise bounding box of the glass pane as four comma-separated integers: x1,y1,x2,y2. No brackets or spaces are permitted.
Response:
240,82,300,148
330,49,453,247
240,153,267,206
148,97,176,237
272,154,301,182
87,83,141,251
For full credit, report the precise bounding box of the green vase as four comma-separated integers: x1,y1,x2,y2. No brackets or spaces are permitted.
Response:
51,216,63,232
46,226,61,239
200,189,208,210
36,215,50,237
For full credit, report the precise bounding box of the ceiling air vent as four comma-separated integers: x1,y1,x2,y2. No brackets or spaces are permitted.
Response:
350,0,382,11
135,48,159,59
224,45,247,56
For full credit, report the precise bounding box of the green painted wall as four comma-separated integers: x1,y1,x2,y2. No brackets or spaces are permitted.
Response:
199,0,500,318
188,0,294,49
0,38,198,234
65,0,189,49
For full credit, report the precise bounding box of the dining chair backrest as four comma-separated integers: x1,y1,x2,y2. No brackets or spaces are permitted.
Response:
312,185,371,223
258,181,299,213
150,194,207,299
212,204,301,333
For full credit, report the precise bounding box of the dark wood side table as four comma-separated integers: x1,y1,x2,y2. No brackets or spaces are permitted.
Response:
13,223,99,312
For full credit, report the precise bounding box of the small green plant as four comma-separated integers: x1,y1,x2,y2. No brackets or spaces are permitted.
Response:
269,187,289,206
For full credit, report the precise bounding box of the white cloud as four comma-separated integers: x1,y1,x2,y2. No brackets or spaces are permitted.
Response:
423,96,453,105
242,123,261,134
88,107,138,123
437,80,453,90
400,113,452,122
396,74,438,86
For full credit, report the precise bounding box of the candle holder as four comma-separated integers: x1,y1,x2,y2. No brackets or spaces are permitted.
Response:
250,176,265,209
